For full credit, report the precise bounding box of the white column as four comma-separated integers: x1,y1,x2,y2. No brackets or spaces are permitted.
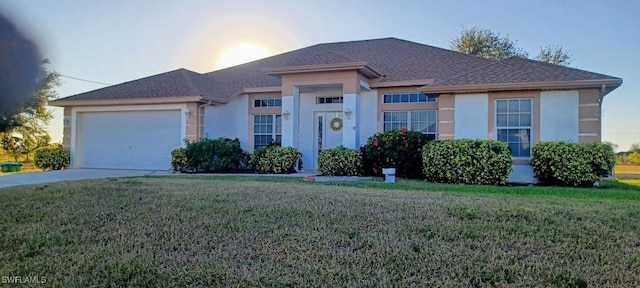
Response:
342,93,360,149
281,87,300,148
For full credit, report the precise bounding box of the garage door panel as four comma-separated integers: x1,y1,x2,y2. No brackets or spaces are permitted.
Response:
79,110,182,170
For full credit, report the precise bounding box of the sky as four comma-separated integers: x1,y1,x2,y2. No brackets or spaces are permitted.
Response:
1,0,638,151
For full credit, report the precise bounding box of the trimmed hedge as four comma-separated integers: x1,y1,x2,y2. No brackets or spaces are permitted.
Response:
249,146,301,174
170,147,188,172
34,144,70,171
171,137,247,172
318,145,362,176
531,141,616,187
361,129,431,179
422,139,513,185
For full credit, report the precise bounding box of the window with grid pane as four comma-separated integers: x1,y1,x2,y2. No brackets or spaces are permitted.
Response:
383,110,437,140
496,99,532,157
253,114,282,149
253,98,282,107
383,93,437,103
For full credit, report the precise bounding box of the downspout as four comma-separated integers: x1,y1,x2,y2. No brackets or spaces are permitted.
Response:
197,100,213,139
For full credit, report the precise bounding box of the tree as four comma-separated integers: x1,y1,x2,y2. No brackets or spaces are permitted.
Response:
630,143,640,154
450,26,528,60
451,26,573,66
537,45,573,66
629,152,640,165
1,134,21,162
0,61,59,161
602,141,619,151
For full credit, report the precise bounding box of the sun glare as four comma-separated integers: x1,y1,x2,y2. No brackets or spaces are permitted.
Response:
216,43,270,69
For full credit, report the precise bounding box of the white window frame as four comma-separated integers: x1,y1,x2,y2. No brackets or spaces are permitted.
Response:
254,98,282,107
253,114,282,149
382,110,437,139
495,98,533,159
383,93,437,103
316,96,343,104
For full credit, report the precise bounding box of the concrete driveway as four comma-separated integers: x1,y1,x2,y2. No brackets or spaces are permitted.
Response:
0,169,172,189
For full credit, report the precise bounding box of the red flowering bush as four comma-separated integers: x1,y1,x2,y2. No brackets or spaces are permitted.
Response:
360,128,431,179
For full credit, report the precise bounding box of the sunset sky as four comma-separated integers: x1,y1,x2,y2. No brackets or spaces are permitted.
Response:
2,0,638,150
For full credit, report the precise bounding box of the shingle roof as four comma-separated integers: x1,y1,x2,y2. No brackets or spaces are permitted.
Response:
424,56,621,87
54,37,621,103
58,68,220,101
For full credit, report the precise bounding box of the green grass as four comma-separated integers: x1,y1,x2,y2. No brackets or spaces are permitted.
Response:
1,177,639,287
163,174,640,201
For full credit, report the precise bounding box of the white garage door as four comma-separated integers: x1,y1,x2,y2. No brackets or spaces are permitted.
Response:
78,110,182,170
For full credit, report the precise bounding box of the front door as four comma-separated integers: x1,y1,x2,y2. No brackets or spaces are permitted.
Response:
314,111,344,169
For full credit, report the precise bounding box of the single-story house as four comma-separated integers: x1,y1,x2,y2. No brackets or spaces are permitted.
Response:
50,38,622,183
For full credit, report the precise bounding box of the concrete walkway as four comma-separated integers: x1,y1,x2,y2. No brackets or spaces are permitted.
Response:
0,169,172,189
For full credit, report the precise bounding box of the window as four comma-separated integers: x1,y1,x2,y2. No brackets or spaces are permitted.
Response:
316,96,343,104
383,110,437,140
496,99,532,158
254,98,282,107
253,114,282,149
383,93,437,103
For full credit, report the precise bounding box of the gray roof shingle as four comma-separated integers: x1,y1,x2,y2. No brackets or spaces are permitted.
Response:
424,56,621,87
54,38,620,103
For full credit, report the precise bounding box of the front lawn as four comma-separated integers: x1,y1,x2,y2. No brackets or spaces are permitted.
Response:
1,177,639,287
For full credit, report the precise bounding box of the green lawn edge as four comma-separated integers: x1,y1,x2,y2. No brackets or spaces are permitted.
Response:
146,175,640,201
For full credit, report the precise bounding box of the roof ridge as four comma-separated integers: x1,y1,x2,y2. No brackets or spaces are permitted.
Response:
179,69,203,96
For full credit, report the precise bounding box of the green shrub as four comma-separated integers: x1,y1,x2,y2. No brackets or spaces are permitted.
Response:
249,146,301,174
531,141,616,187
34,144,70,171
180,137,247,172
628,152,640,165
422,139,512,185
318,145,362,176
361,129,431,179
170,147,188,172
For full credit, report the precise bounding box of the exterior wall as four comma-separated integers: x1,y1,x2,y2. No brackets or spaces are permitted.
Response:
247,92,282,149
204,94,249,150
342,93,359,149
281,71,359,95
578,89,601,143
298,88,343,170
185,102,200,141
359,89,378,145
62,107,72,150
488,91,541,144
437,94,454,140
454,93,488,139
540,90,579,142
487,91,542,184
376,87,438,132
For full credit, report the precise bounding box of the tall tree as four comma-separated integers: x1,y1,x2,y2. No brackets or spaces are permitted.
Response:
451,26,573,66
450,26,528,60
536,45,573,66
630,143,640,153
0,61,59,160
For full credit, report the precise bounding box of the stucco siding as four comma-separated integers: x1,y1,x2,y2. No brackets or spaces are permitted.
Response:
540,90,579,142
359,90,378,145
507,165,538,184
454,93,488,139
204,94,249,150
